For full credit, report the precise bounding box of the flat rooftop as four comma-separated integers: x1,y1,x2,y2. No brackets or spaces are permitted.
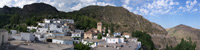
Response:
8,40,73,50
15,43,73,50
83,39,104,42
48,36,72,40
93,41,139,50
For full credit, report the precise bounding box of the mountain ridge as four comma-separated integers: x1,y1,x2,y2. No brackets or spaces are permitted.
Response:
69,5,177,49
167,24,200,50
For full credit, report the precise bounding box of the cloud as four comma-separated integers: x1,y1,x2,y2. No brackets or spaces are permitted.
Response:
13,0,38,8
138,8,149,14
122,5,132,11
121,0,133,11
96,2,115,6
124,0,130,5
134,0,179,16
70,0,96,11
70,0,115,11
0,0,16,7
178,6,183,9
179,0,198,12
71,3,83,10
0,0,116,12
192,8,198,12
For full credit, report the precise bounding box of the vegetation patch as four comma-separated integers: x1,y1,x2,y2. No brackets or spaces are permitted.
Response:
132,31,155,50
165,38,196,50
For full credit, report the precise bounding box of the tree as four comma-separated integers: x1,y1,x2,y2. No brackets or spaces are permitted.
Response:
10,14,20,25
75,16,97,30
110,23,114,35
74,42,90,50
173,38,196,50
30,29,36,33
17,25,27,32
104,25,108,37
132,31,155,50
97,33,102,39
165,38,196,50
0,14,10,28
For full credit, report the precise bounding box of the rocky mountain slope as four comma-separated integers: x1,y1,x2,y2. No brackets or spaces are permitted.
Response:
0,3,58,15
167,24,200,50
22,3,58,16
0,3,62,28
71,6,167,35
69,5,176,49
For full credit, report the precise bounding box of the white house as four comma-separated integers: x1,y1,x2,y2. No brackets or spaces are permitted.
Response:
113,32,121,37
49,24,63,33
106,37,124,43
127,38,141,50
66,19,74,24
11,34,22,40
49,33,65,37
71,32,81,40
136,42,142,50
27,26,37,30
44,19,51,23
38,22,46,26
44,19,74,24
34,33,50,41
11,32,35,41
51,36,73,45
10,30,17,34
0,29,8,47
75,30,84,34
35,19,74,34
82,39,103,48
123,32,131,38
37,28,48,34
21,32,35,41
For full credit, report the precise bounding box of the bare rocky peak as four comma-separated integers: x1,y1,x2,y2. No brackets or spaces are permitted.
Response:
168,24,200,50
23,3,58,12
75,5,174,49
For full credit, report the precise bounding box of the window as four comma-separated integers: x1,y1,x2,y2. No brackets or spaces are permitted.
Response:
57,26,60,28
50,21,53,23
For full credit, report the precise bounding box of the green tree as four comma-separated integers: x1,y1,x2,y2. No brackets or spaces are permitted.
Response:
165,37,196,50
17,25,27,32
110,23,114,35
30,29,36,33
104,25,108,37
0,14,10,28
174,38,196,50
97,33,102,39
10,14,20,25
165,45,173,50
74,42,90,50
75,16,97,30
132,31,155,50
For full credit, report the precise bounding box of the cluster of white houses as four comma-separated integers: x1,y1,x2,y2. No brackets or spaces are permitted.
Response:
0,29,9,48
8,19,141,50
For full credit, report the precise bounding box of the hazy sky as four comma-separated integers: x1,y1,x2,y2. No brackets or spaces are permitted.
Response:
0,0,200,29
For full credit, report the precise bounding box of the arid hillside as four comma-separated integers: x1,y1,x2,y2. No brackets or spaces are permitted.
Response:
167,24,200,50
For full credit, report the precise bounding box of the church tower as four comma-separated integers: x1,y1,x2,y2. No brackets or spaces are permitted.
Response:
97,22,102,33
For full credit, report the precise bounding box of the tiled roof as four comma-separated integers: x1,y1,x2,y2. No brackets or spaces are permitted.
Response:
123,32,131,35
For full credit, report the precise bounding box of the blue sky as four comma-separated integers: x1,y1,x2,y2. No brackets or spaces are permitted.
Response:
0,0,200,29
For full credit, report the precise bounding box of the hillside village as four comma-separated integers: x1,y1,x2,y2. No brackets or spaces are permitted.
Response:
0,2,198,50
0,18,141,50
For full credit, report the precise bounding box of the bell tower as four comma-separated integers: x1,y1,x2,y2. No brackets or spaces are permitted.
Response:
97,22,102,33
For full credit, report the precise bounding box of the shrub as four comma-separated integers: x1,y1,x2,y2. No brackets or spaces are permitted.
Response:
132,31,155,50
